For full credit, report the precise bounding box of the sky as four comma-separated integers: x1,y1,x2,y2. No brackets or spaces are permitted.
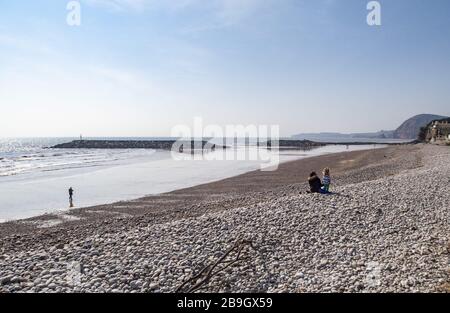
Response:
1,0,450,137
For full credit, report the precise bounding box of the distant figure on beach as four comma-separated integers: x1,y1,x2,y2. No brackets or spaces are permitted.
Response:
322,167,331,193
69,187,74,207
307,172,323,193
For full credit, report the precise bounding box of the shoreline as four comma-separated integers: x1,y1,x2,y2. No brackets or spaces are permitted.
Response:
0,145,419,247
0,145,386,225
0,145,389,232
0,144,384,222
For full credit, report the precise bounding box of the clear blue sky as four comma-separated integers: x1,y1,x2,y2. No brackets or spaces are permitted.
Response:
1,0,449,137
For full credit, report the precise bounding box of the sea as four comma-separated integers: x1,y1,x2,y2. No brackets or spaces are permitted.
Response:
0,137,386,222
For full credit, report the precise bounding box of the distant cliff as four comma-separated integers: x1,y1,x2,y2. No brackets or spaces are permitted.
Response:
292,113,449,141
393,114,448,139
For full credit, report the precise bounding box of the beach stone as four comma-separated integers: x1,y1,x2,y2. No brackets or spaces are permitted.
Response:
1,276,13,285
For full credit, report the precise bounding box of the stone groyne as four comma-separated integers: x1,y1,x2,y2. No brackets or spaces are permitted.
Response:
273,140,325,148
51,140,223,151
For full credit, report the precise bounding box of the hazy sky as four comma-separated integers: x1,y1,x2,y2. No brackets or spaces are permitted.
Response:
1,0,450,137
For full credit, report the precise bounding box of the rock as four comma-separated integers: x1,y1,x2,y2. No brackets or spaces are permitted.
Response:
36,253,48,260
130,280,142,290
294,272,304,278
1,276,13,285
11,276,23,283
55,243,65,250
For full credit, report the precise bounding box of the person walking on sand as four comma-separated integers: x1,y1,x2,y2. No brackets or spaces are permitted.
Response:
69,187,74,207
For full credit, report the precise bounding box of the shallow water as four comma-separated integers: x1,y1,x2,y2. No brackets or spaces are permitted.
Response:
0,138,385,221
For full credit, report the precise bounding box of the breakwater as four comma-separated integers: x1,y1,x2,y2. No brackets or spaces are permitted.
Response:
51,140,223,152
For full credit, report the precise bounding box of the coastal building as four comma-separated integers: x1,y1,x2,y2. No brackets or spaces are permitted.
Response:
426,120,450,144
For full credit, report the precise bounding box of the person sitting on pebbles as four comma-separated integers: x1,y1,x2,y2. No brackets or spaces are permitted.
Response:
308,172,323,193
321,167,331,193
307,171,330,194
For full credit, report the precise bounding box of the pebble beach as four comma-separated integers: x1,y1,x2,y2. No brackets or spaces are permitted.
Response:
0,144,449,293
